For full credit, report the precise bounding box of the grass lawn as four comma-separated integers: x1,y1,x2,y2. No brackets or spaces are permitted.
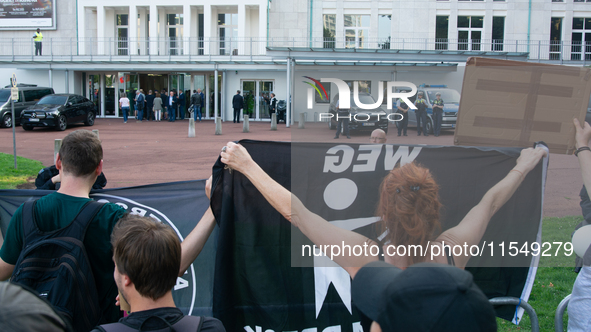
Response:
0,153,44,189
497,216,581,331
0,152,583,331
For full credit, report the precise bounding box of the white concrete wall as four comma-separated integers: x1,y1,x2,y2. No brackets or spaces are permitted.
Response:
268,0,309,40
0,68,76,94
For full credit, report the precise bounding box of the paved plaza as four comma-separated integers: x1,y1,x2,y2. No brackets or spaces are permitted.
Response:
0,118,583,217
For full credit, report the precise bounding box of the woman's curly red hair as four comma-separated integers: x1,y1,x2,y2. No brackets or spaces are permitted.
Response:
377,162,442,264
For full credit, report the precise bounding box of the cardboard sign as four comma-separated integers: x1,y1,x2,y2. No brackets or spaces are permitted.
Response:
454,57,591,154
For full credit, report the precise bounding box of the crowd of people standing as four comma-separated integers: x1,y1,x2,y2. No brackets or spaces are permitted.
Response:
119,88,206,123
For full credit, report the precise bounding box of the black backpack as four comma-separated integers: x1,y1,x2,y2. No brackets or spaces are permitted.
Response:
99,315,204,332
137,94,145,110
11,200,105,332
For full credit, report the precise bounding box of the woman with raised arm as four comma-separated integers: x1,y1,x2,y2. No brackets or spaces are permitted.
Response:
220,142,546,278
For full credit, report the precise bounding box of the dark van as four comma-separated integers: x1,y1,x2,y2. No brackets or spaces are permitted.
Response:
0,84,54,128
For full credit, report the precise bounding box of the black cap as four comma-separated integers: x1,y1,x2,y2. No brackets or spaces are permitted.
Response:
352,261,497,332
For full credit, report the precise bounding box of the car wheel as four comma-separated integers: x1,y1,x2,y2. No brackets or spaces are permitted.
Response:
383,125,388,134
85,111,95,126
2,113,11,128
328,119,335,130
22,124,33,131
56,114,67,131
425,119,433,135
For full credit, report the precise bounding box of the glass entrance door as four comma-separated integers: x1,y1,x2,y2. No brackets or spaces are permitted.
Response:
258,81,273,119
241,80,274,120
87,75,100,116
169,74,185,118
208,74,222,119
242,81,256,120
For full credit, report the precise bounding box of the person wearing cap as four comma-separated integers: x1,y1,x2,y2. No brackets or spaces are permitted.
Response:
33,28,43,56
414,92,428,136
432,92,444,137
352,261,497,332
370,129,387,144
220,142,546,273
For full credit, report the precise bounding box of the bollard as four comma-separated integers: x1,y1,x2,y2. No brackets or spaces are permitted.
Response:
92,129,99,139
54,139,62,164
271,113,277,131
298,113,305,129
188,118,195,137
243,115,250,133
215,117,222,135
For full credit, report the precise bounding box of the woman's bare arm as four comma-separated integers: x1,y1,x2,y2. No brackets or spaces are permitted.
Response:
179,177,217,276
574,118,591,194
436,147,547,269
221,142,376,278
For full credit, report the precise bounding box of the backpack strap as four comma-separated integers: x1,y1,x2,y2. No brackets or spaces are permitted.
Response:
173,316,203,332
68,201,105,242
20,200,38,247
21,200,105,245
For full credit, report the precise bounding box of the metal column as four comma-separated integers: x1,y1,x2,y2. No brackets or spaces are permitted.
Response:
214,67,219,119
286,57,291,128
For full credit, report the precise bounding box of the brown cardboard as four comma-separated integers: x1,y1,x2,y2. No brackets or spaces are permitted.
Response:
454,57,591,154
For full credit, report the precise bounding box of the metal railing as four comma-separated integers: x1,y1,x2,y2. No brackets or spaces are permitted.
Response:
490,297,540,332
1,37,589,63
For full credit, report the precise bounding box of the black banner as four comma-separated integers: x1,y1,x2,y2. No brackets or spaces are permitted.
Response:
211,140,548,330
0,180,215,317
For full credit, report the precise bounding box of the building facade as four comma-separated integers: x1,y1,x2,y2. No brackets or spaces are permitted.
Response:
0,0,588,124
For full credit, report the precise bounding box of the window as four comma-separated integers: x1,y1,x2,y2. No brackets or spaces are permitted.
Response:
23,90,37,102
571,17,591,60
436,16,449,50
323,14,336,48
378,15,391,49
550,17,562,60
168,14,184,55
116,14,129,56
315,82,331,104
198,13,204,55
492,17,505,51
344,15,370,49
218,14,237,55
457,16,483,51
345,80,371,94
23,89,51,102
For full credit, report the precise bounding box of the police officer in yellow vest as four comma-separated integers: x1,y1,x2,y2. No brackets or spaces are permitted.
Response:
33,28,43,56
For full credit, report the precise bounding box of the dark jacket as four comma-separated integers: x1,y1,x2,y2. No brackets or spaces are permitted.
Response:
166,95,178,109
178,92,186,107
191,92,204,106
35,165,107,190
232,94,244,109
145,94,155,110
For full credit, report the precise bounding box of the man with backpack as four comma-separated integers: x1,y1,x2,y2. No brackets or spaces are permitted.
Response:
191,89,204,122
0,130,127,330
92,214,225,332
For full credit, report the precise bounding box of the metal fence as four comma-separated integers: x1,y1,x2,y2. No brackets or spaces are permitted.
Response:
1,37,589,63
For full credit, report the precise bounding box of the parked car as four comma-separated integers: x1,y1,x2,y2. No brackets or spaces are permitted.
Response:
389,84,460,135
0,84,54,128
328,93,389,133
20,94,96,131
